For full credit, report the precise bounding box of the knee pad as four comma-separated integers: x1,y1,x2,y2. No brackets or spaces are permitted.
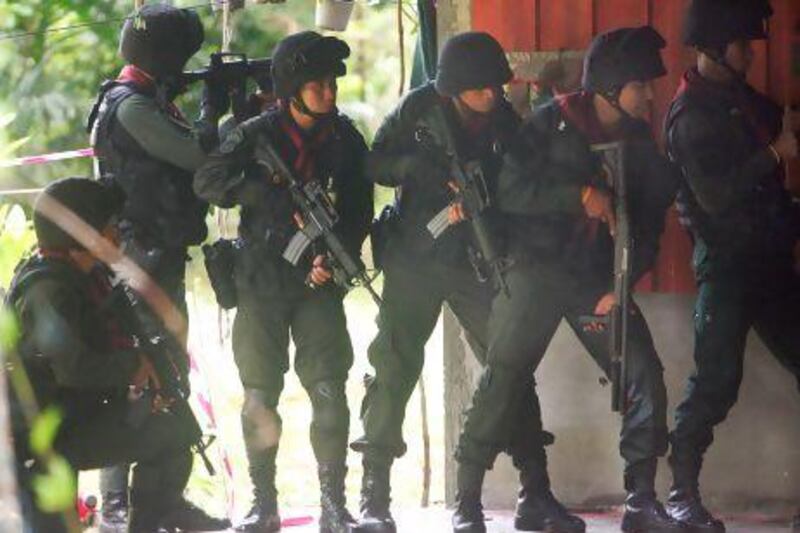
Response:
241,388,282,450
309,380,349,434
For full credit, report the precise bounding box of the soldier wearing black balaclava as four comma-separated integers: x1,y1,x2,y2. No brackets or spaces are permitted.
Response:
350,32,587,533
665,1,800,531
452,27,682,533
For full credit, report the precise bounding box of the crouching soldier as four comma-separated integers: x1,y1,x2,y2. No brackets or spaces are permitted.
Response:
350,32,584,533
87,5,228,527
6,178,228,533
194,31,373,533
665,1,800,530
453,27,683,533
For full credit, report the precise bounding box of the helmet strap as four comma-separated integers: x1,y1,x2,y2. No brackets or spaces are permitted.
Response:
700,46,747,83
290,93,334,121
600,88,635,124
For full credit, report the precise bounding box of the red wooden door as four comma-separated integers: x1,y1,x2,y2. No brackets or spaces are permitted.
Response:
472,0,800,294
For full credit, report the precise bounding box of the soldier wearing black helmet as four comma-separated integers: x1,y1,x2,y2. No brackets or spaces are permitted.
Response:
194,31,373,533
6,178,228,533
86,4,230,530
452,26,682,533
665,1,800,530
347,31,582,533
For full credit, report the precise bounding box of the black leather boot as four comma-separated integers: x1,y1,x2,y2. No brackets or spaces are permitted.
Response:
451,463,486,533
666,489,724,532
236,446,281,532
356,458,396,533
319,463,357,533
622,492,685,533
621,459,684,533
514,459,585,532
667,450,723,532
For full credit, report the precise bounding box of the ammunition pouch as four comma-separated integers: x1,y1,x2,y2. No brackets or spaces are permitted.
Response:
202,238,240,309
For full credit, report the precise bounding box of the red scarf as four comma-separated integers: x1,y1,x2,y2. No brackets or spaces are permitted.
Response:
117,64,185,123
278,108,334,182
675,68,776,146
556,91,623,243
556,91,621,144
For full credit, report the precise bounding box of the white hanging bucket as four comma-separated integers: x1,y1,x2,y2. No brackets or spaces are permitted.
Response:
315,0,355,32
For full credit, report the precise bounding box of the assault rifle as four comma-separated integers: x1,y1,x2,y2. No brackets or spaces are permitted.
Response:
183,52,272,89
183,52,272,121
424,104,510,294
108,280,216,474
253,142,383,306
584,141,631,414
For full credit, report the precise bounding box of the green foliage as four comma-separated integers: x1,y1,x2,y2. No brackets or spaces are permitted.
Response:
32,454,76,512
29,405,62,456
0,204,36,287
28,407,76,513
0,306,20,354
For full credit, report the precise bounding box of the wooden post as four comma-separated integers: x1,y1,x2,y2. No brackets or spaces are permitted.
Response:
436,0,474,507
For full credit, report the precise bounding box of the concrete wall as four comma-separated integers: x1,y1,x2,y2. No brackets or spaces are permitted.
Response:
443,294,800,512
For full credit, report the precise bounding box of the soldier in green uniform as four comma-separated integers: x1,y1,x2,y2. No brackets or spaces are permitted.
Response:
194,31,373,533
7,178,228,533
351,32,586,533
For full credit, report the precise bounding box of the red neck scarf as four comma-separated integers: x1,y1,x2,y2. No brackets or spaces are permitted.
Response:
117,64,185,123
278,107,334,182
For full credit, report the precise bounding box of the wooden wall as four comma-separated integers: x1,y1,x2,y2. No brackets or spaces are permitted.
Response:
471,0,800,293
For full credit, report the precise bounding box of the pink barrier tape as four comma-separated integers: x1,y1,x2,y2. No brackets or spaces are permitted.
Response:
0,147,94,169
282,516,315,527
188,350,237,517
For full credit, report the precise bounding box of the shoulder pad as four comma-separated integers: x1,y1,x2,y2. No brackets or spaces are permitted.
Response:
4,256,78,308
224,113,273,152
219,124,248,154
396,83,440,123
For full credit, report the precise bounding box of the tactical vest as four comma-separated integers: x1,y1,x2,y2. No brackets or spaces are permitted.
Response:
665,90,797,267
88,81,208,249
3,256,75,446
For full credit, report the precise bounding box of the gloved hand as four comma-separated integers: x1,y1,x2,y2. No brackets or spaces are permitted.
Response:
202,78,230,119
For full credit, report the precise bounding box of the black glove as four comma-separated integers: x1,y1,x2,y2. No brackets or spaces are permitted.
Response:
202,79,230,119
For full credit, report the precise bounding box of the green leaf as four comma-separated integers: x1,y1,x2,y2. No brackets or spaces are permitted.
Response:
29,406,62,456
0,307,20,353
31,454,76,512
